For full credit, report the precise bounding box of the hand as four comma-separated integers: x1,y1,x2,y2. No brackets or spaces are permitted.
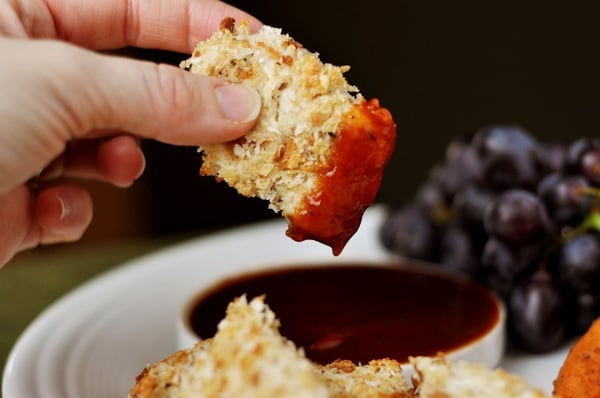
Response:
0,0,263,266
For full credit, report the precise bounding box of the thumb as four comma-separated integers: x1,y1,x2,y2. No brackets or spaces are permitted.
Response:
35,39,262,146
85,53,262,145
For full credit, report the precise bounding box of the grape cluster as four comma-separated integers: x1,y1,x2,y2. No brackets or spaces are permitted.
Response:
380,125,600,353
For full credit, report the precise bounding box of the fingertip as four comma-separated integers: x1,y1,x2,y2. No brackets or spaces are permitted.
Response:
165,71,261,144
97,135,146,187
215,84,262,124
35,185,93,242
177,77,261,144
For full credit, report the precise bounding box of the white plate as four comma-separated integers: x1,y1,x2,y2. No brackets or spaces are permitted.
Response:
2,206,570,398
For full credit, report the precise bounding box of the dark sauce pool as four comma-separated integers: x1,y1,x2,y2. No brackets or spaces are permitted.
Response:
186,262,501,365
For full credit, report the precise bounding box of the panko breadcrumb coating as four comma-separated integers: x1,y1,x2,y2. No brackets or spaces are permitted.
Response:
128,296,547,398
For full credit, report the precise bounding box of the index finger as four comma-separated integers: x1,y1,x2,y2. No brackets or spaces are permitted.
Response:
43,0,262,53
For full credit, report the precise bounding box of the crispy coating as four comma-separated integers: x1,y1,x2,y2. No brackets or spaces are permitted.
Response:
411,356,546,398
180,20,357,218
319,359,413,398
553,317,600,398
127,296,547,398
179,19,396,255
127,296,412,398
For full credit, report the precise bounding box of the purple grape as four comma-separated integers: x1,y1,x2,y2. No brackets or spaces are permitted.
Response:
507,271,566,353
537,173,594,229
472,125,543,190
536,142,567,174
557,232,600,292
452,184,495,230
414,182,449,223
483,189,551,244
439,224,481,276
581,147,600,186
427,138,483,200
428,161,472,200
445,139,483,183
563,137,600,174
380,205,439,262
480,237,543,298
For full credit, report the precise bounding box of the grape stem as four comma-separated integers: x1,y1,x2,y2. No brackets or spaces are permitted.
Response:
569,212,600,236
560,186,600,242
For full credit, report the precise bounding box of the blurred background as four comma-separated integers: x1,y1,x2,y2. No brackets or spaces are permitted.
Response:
79,0,600,245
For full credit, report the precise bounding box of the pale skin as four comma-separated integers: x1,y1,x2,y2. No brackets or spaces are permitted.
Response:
0,0,263,266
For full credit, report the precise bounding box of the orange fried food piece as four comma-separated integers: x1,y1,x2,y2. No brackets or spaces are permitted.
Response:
553,317,600,398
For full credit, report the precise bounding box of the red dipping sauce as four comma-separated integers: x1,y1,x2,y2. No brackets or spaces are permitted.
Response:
286,99,397,255
186,262,501,365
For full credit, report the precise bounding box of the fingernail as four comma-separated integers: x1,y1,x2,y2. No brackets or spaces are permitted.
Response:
56,194,71,221
135,147,146,180
215,84,261,123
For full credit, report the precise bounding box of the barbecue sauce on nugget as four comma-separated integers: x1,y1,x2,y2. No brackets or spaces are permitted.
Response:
286,99,396,255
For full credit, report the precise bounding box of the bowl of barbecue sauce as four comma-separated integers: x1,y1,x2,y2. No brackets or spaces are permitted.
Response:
178,261,505,368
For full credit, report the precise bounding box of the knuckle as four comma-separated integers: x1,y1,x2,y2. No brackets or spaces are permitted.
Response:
151,64,198,109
